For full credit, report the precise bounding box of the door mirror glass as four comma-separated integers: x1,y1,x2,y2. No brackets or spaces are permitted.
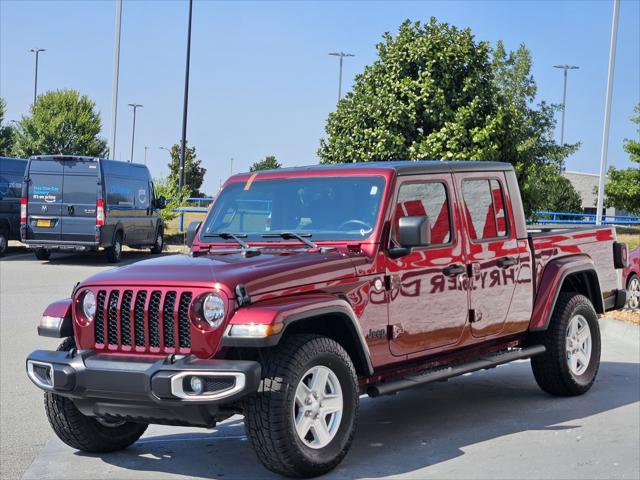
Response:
186,221,202,247
398,215,431,248
157,196,167,209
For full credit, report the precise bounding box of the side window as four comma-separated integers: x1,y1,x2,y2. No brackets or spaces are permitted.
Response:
462,179,509,241
395,182,451,245
106,179,134,208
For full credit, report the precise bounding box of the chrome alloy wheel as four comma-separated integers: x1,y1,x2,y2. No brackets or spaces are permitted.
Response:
627,276,639,310
566,314,592,376
293,365,343,449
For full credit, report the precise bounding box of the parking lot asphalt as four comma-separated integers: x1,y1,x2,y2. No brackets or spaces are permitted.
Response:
0,247,166,480
1,246,639,480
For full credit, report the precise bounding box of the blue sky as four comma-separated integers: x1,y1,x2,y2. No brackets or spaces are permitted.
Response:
1,0,639,195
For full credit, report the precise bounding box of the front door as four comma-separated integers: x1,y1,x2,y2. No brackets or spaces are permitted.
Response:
456,173,520,337
387,174,469,356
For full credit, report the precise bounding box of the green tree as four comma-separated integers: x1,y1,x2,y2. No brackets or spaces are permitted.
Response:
250,155,282,172
0,98,15,156
526,164,582,216
318,18,577,216
11,89,108,158
154,175,192,223
603,104,640,214
166,142,207,196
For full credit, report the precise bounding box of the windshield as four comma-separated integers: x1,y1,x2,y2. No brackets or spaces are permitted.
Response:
201,176,386,242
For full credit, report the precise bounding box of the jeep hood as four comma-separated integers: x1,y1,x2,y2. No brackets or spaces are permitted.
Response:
81,250,360,297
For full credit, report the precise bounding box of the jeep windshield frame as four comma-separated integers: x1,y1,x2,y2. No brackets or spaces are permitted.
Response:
200,174,388,244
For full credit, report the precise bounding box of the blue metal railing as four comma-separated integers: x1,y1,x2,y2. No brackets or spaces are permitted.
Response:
530,211,640,226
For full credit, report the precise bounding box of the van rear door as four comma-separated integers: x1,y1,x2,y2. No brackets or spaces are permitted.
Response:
60,159,99,243
27,159,64,241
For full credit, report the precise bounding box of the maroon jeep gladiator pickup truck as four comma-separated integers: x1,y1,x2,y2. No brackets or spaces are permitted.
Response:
27,161,628,477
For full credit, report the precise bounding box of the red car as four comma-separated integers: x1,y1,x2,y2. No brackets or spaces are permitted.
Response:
623,247,640,309
26,161,627,477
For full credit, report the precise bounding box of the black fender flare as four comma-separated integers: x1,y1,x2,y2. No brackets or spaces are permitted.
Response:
222,299,374,375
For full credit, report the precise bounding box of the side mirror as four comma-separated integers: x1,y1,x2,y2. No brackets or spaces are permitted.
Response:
389,215,430,259
157,196,167,209
186,221,202,247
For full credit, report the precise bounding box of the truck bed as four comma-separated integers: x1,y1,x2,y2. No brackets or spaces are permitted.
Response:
528,225,620,307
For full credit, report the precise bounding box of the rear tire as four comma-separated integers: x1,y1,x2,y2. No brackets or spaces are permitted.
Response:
531,293,601,396
44,338,148,452
244,334,359,477
150,229,163,254
0,231,7,257
34,248,51,261
106,232,122,263
626,273,639,310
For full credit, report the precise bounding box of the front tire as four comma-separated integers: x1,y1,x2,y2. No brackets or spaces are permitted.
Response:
244,334,359,477
106,232,122,263
531,293,601,396
0,231,7,257
150,228,163,254
34,248,51,261
44,338,148,452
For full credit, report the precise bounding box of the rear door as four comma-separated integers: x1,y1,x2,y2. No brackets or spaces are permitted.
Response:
26,159,64,241
456,172,520,337
60,160,99,243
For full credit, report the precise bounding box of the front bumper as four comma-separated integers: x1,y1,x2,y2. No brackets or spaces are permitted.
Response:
26,349,261,427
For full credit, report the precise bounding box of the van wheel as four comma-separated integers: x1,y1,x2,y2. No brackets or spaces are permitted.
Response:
44,338,148,452
0,231,7,256
150,229,163,254
106,232,122,263
244,334,359,477
35,248,51,261
531,293,601,396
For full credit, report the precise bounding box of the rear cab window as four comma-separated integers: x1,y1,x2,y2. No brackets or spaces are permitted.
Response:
461,178,509,241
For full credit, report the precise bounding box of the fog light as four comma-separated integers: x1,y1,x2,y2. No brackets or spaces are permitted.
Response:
190,376,204,395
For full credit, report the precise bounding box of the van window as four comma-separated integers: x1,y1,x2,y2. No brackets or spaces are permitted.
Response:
107,181,134,207
462,178,509,241
135,183,149,208
394,182,451,245
63,175,97,205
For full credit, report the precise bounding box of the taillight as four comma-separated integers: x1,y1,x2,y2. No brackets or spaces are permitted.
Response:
20,197,27,224
96,199,105,227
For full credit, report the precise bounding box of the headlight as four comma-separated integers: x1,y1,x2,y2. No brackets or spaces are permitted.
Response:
202,294,225,328
82,291,96,321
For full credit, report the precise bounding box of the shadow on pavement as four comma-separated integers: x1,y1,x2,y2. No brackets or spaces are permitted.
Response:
2,250,177,267
75,360,640,479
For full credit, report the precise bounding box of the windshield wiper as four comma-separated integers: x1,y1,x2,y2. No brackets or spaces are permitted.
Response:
262,232,319,249
206,233,261,257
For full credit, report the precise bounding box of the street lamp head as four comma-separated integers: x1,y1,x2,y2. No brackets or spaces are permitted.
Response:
128,103,143,108
30,48,46,53
329,52,355,58
553,64,579,70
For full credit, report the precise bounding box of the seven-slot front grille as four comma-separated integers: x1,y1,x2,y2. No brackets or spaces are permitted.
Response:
93,288,193,352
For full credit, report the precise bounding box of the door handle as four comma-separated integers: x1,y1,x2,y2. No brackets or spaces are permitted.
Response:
67,205,74,216
497,256,517,268
443,264,466,277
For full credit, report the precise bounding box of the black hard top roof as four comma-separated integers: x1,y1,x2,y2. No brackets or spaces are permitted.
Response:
242,160,513,176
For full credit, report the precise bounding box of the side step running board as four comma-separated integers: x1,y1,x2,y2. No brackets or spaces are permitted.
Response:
368,345,546,397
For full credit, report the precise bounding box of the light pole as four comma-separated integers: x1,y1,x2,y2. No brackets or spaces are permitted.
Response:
178,0,193,192
30,48,46,105
328,52,354,102
159,146,172,178
553,64,579,146
109,0,123,160
230,157,234,176
128,103,143,162
144,146,150,165
596,0,620,225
